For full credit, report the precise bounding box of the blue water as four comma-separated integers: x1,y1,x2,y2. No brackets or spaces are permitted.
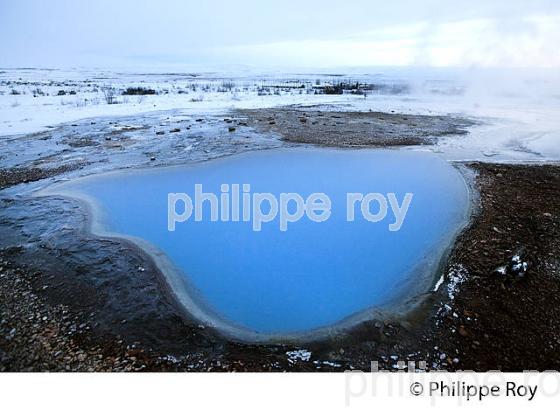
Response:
68,149,469,335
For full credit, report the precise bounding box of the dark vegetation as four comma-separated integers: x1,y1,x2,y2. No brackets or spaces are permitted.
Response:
316,81,410,95
122,87,157,96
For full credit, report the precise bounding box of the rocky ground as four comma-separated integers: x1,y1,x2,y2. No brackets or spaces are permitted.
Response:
0,108,558,372
0,256,156,371
431,163,560,371
237,107,475,147
0,164,85,189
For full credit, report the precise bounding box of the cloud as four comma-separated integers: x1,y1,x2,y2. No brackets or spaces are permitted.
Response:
210,14,560,68
1,1,559,68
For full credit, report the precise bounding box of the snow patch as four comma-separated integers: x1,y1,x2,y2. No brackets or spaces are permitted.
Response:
446,264,467,300
433,274,444,291
286,349,311,364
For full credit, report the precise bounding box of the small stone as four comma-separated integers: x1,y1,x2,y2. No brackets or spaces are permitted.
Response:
458,326,471,338
228,127,236,132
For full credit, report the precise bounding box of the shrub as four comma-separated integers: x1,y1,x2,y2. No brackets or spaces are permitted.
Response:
322,84,344,94
220,80,236,91
32,88,45,97
102,86,117,104
122,87,157,95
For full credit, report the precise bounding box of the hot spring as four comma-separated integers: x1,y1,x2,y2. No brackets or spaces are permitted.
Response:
44,148,470,339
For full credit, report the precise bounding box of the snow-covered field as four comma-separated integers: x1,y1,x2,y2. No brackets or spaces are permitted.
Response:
1,67,559,162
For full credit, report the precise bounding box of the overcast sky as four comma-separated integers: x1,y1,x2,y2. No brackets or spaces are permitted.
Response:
1,0,559,69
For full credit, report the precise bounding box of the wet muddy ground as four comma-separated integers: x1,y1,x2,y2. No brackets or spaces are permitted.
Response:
0,110,285,189
0,107,558,371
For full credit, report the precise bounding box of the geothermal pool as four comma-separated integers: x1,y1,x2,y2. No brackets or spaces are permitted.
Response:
49,148,470,337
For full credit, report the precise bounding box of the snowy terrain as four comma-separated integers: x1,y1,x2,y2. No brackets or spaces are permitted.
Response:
1,67,559,163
